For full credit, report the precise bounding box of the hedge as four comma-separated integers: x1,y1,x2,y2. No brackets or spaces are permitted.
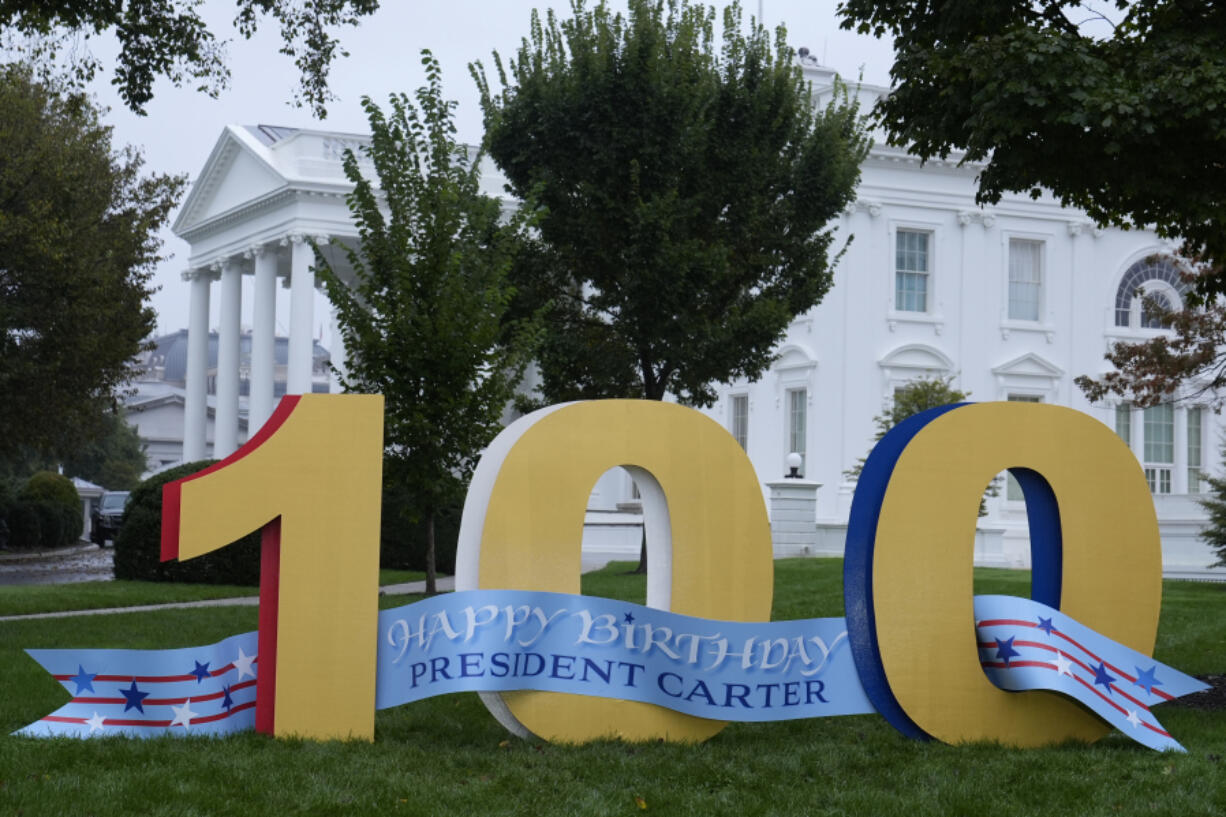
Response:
113,461,261,585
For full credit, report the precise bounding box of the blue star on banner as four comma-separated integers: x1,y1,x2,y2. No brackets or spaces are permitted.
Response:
1092,662,1117,694
1134,665,1163,696
624,612,635,624
1037,617,1054,636
189,661,211,683
69,665,96,695
221,685,234,711
995,636,1020,666
119,681,150,713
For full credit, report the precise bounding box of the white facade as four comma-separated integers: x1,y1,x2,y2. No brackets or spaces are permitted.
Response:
172,66,1224,577
696,69,1223,577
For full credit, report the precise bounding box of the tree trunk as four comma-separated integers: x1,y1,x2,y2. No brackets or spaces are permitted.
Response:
425,509,437,596
631,524,647,574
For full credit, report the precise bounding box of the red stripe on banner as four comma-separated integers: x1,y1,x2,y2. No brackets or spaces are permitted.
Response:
71,679,258,708
1143,720,1172,738
54,663,258,685
1014,629,1175,702
977,619,1037,629
980,660,1055,670
44,700,258,730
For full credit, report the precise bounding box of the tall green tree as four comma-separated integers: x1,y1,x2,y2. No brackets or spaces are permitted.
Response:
474,0,869,407
62,408,147,490
316,52,539,595
838,0,1226,282
836,1,1226,406
0,65,181,465
1,0,378,116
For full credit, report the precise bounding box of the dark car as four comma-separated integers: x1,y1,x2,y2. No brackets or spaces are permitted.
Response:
90,491,130,546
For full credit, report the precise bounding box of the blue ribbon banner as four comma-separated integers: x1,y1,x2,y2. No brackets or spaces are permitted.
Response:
16,592,1206,750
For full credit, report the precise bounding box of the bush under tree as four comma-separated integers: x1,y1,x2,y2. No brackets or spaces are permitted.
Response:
113,461,260,585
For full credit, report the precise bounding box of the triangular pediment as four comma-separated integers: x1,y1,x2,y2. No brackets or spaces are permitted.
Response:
991,352,1064,379
172,127,287,236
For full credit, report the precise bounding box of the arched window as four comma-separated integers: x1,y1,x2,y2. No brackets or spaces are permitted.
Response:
1114,256,1188,328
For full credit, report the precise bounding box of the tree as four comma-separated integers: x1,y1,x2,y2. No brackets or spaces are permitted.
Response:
315,52,539,595
846,377,996,515
0,65,181,465
1,0,379,116
62,408,147,490
1073,260,1226,408
838,1,1226,282
1198,440,1226,568
836,1,1226,406
473,0,869,408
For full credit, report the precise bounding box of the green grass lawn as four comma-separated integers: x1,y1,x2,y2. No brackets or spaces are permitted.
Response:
1,559,1224,816
0,569,428,617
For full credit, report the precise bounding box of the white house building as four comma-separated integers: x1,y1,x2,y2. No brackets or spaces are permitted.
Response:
169,63,1225,578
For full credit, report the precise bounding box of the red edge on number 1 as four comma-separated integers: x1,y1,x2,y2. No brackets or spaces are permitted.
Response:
160,395,301,562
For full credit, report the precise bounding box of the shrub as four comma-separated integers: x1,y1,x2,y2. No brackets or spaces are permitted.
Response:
6,502,41,550
31,500,64,548
21,470,80,507
113,460,261,585
20,471,82,545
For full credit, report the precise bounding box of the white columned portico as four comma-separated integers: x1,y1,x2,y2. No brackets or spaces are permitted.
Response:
249,243,278,431
183,269,213,462
214,257,243,458
287,232,315,395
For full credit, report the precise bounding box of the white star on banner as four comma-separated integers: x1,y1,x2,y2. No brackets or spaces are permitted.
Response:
233,647,257,680
1054,651,1073,677
171,699,199,731
1126,710,1143,729
86,712,106,734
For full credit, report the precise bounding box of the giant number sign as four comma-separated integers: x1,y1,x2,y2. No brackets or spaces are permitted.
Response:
17,396,1207,751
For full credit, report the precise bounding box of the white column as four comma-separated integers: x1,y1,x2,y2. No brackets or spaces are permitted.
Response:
249,243,278,431
1174,407,1189,494
287,232,315,395
183,268,212,463
328,302,346,393
214,257,243,459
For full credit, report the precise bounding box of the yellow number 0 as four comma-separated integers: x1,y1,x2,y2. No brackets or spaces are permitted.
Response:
455,400,775,743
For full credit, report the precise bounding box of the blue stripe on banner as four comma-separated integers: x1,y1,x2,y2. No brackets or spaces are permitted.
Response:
374,591,873,721
15,592,1207,751
974,595,1207,752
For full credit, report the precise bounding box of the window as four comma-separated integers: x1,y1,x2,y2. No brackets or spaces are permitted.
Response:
895,230,929,312
1188,407,1204,493
1114,256,1188,328
731,395,748,451
1006,394,1042,500
787,388,807,476
1115,403,1132,446
1140,288,1176,329
1007,239,1043,321
1143,404,1174,494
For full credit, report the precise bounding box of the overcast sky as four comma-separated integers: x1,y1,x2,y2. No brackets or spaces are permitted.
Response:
84,1,896,342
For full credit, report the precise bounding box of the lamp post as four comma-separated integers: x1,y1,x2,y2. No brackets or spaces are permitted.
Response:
785,452,803,479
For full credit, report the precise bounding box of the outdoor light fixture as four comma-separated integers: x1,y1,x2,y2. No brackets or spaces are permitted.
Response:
785,452,803,478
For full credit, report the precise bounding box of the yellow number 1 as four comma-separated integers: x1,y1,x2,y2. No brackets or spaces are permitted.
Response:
161,394,385,740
